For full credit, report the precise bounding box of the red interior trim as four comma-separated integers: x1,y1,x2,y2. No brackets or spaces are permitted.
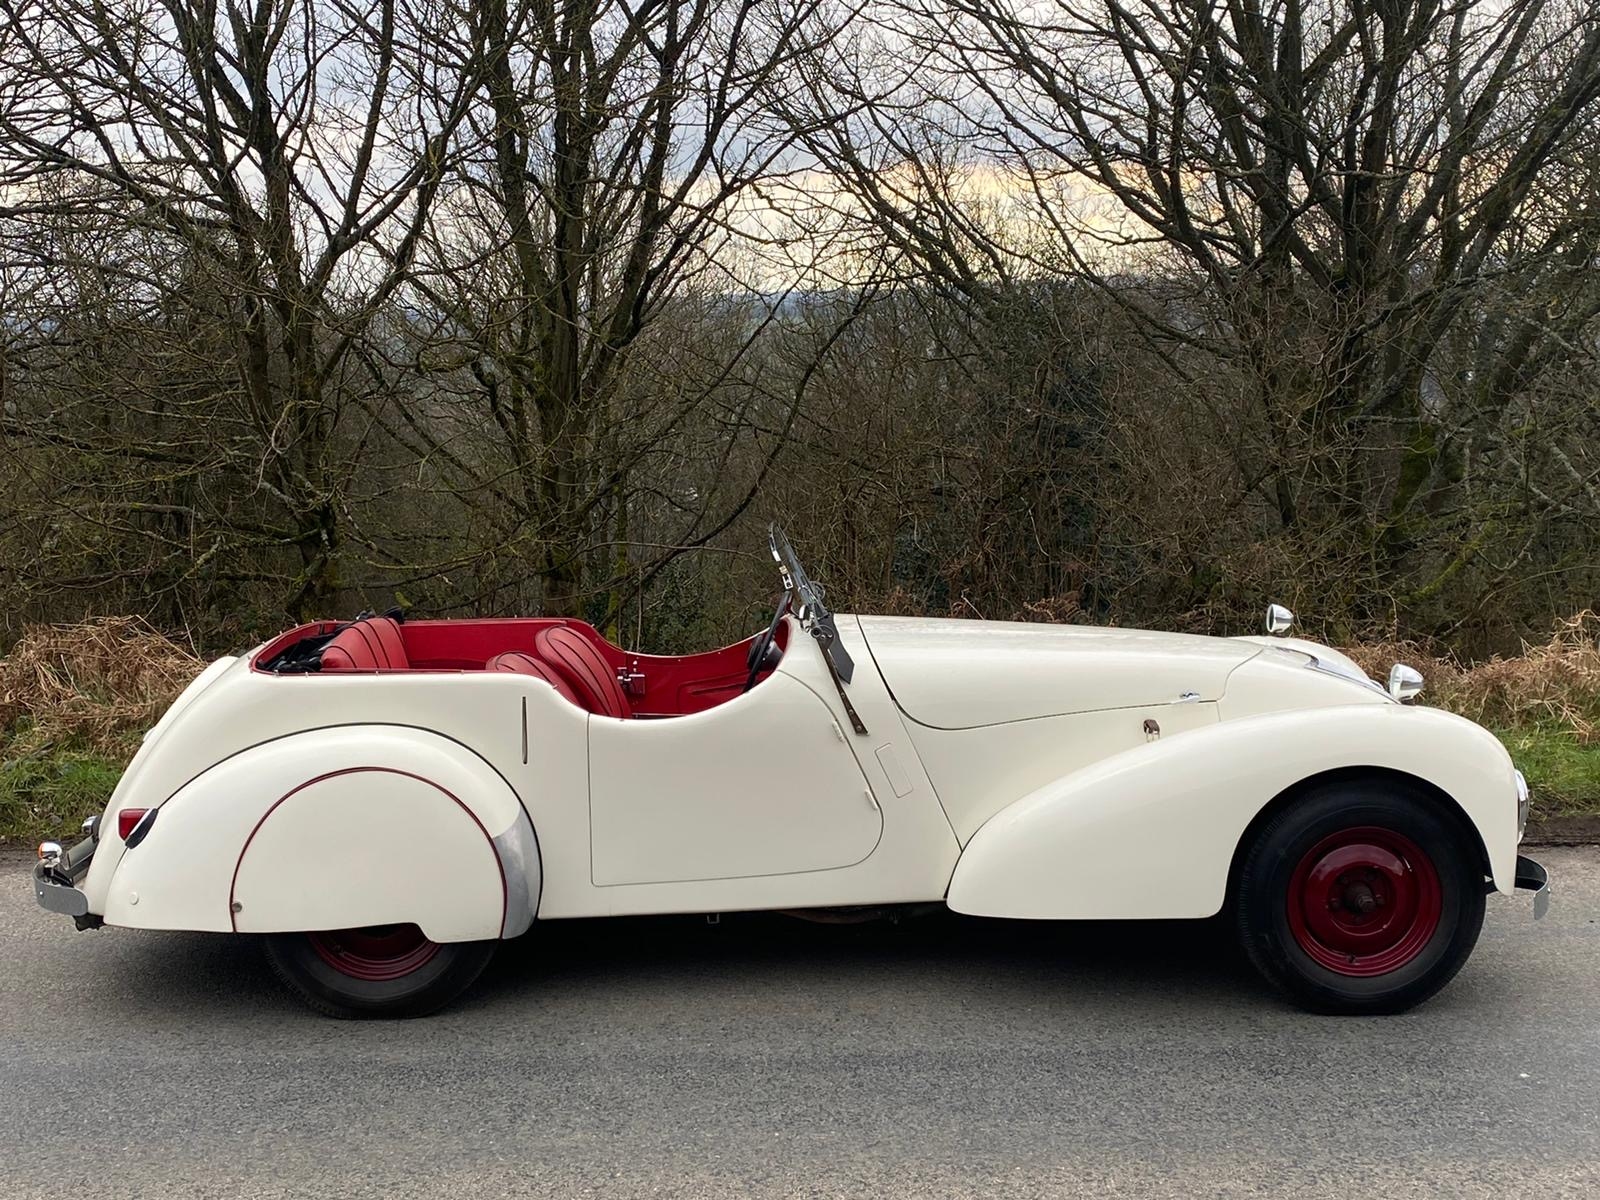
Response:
252,616,784,717
624,623,788,716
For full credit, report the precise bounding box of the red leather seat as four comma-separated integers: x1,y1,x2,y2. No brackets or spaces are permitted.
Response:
320,617,409,671
534,627,631,718
487,651,581,707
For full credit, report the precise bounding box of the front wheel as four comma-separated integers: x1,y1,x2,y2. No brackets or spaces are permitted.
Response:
1234,781,1486,1014
263,925,496,1019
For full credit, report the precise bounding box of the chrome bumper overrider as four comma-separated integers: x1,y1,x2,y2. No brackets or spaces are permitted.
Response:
32,825,100,928
1514,854,1551,920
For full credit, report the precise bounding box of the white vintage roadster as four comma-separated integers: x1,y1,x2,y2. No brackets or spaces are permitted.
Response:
34,527,1548,1017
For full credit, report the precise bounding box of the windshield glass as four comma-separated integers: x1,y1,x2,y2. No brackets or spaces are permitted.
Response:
768,523,855,684
769,524,823,620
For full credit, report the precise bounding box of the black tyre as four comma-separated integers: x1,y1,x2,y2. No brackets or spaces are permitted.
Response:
1234,780,1486,1014
263,924,496,1019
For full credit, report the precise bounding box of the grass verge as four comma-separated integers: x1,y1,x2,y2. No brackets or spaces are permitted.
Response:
0,745,126,845
1495,724,1600,818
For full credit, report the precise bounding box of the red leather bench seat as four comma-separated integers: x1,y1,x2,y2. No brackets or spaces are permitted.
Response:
320,617,409,670
534,627,631,718
486,651,581,706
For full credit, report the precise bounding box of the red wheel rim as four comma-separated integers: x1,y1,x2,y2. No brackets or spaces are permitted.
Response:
1286,826,1443,977
306,924,441,982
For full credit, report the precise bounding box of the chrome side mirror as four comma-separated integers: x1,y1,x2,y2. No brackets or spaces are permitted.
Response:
1387,663,1424,702
1264,604,1294,635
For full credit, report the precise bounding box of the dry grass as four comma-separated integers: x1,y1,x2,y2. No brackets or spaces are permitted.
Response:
1342,612,1600,746
0,617,205,759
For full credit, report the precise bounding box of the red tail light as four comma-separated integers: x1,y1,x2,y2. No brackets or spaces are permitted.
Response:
117,809,149,840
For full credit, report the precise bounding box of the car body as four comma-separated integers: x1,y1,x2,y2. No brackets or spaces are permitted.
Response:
34,528,1549,1016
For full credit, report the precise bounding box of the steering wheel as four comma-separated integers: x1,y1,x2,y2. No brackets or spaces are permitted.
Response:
742,589,792,693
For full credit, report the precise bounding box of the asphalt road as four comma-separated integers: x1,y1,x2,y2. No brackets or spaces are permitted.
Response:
2,849,1597,1198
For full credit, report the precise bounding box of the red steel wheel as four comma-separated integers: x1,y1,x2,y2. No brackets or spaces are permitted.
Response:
265,924,496,1018
1235,779,1485,1014
1285,827,1443,977
306,924,442,982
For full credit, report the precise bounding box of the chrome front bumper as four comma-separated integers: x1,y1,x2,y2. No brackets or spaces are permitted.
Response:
1514,854,1551,920
33,821,101,929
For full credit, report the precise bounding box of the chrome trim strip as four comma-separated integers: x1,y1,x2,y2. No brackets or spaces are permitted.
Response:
1305,655,1391,699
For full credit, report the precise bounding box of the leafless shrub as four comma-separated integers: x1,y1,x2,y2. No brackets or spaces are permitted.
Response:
1008,596,1085,625
1344,614,1600,744
0,619,203,756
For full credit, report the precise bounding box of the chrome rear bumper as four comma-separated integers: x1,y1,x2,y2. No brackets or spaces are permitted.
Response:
32,821,101,929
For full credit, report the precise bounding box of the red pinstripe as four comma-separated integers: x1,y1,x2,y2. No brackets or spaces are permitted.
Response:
227,766,508,936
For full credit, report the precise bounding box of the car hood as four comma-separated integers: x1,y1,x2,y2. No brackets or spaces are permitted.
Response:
854,615,1260,729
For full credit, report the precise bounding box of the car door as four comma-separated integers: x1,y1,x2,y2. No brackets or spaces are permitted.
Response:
586,669,885,886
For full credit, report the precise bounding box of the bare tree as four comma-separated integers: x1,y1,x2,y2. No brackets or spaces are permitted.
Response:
791,0,1600,637
382,0,859,621
2,0,1597,656
0,0,474,617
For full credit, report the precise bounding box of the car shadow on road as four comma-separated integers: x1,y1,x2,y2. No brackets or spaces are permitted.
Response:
57,909,1275,1027
473,908,1268,1015
87,904,1518,1027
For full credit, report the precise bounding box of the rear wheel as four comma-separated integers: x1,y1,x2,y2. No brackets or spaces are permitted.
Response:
1235,781,1486,1014
263,924,496,1019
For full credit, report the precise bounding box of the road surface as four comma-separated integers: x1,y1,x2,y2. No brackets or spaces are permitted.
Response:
2,847,1596,1197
